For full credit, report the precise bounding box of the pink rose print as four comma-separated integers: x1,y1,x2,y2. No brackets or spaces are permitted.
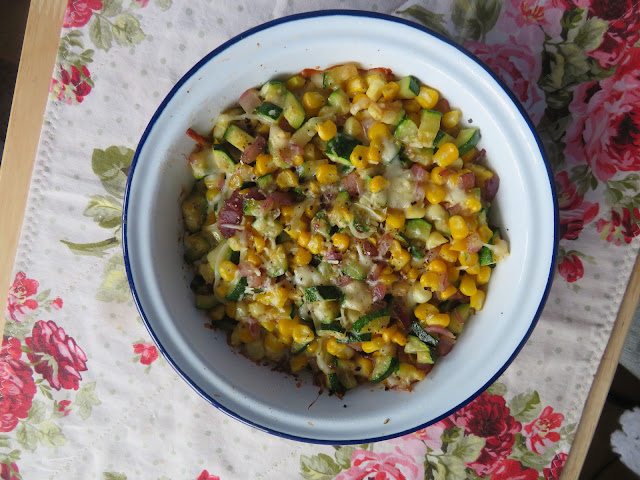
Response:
134,0,150,6
497,0,564,46
411,420,448,451
586,0,640,69
543,452,568,480
57,399,72,417
490,459,538,480
25,320,88,391
522,406,564,454
196,471,220,480
555,172,599,240
335,449,423,480
63,0,103,28
0,338,36,432
6,271,39,322
446,392,521,476
565,48,640,181
133,342,158,365
466,41,545,125
51,297,64,310
558,254,584,283
597,207,640,246
0,462,20,480
50,64,93,105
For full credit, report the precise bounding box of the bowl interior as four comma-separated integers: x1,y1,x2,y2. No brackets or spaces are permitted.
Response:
124,11,556,443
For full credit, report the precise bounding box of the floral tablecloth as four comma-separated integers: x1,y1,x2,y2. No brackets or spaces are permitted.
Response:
3,0,640,479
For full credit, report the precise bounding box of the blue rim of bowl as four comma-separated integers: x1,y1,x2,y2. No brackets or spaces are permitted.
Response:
122,9,560,445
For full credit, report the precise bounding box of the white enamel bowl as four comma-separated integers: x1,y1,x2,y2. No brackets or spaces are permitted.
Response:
123,10,558,444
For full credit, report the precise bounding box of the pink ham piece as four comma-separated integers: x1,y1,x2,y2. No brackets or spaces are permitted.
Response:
341,172,363,196
372,282,387,302
335,114,349,127
280,143,304,164
249,320,261,339
484,175,500,201
410,164,427,180
367,262,385,282
359,240,378,257
473,148,486,163
243,187,266,201
260,196,275,214
439,168,455,178
390,300,411,329
217,189,264,238
336,275,353,287
238,88,261,113
324,250,343,262
457,171,476,190
378,233,394,256
241,135,266,164
445,203,463,216
466,232,483,254
360,116,377,137
416,363,435,373
269,191,294,206
413,185,425,202
278,116,296,133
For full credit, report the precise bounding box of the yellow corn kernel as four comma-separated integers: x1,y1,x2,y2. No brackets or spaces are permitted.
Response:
449,215,469,240
367,141,382,164
277,316,298,340
477,266,491,285
459,251,479,267
206,188,220,203
381,81,400,101
428,258,447,273
332,233,350,252
265,332,285,351
286,75,306,89
297,231,312,248
430,166,446,185
302,91,325,110
382,325,398,343
434,142,459,167
442,109,462,129
254,235,266,253
293,154,304,166
326,337,342,356
305,202,320,218
259,319,275,333
478,226,493,243
450,238,467,251
304,339,318,354
420,272,439,290
246,251,262,267
280,205,296,220
210,304,226,321
471,290,486,310
316,164,339,184
403,98,422,113
464,197,482,213
440,285,457,300
249,302,266,318
416,86,439,109
228,174,243,189
290,355,308,372
350,145,369,169
392,332,407,346
380,273,397,286
272,286,290,310
439,244,457,263
317,120,338,141
426,312,450,328
467,217,478,232
294,247,312,266
407,267,421,282
467,262,481,275
459,274,478,297
256,122,270,136
406,205,426,219
356,356,373,376
306,234,324,255
461,147,478,163
414,302,439,321
219,261,237,282
362,336,385,353
303,143,317,161
228,236,243,252
237,324,255,344
225,302,237,318
204,211,217,227
368,123,391,142
292,324,314,344
369,175,389,193
468,164,494,187
346,76,367,97
426,184,446,204
276,169,299,189
448,265,460,283
389,239,402,254
386,211,406,230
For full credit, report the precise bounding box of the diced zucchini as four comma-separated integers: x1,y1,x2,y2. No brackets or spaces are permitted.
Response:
477,208,488,227
449,303,471,334
225,277,248,301
252,216,284,238
410,322,439,347
256,173,274,190
479,246,494,266
243,198,262,216
265,245,288,277
211,144,236,174
255,102,283,122
184,232,211,264
222,246,240,265
426,231,449,250
259,81,286,105
341,258,367,280
297,159,325,180
311,210,331,238
397,75,420,99
398,232,424,259
418,110,443,148
312,300,341,323
283,91,305,129
336,364,358,390
371,355,399,383
223,124,255,152
434,130,455,148
327,89,350,115
335,190,351,206
326,372,343,393
318,321,346,334
268,123,290,165
352,310,390,333
291,342,310,354
337,332,372,344
304,285,342,302
394,118,418,143
195,294,218,310
290,117,326,146
182,191,208,233
190,275,210,294
404,335,430,354
212,108,243,141
325,133,361,166
454,128,480,155
405,219,432,241
381,136,402,163
188,149,215,179
417,350,435,365
323,64,358,89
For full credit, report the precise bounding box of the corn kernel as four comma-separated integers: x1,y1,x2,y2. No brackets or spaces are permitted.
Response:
442,109,462,129
356,356,373,376
381,81,400,101
332,233,350,252
317,120,337,141
367,141,382,164
459,274,478,297
280,205,296,220
219,261,237,282
292,324,314,344
467,262,481,275
391,249,411,270
477,266,491,285
460,147,478,163
449,215,469,240
277,316,298,340
386,211,406,230
254,235,266,253
290,355,308,372
464,197,482,213
225,302,236,317
204,211,217,227
206,188,220,203
256,123,270,136
416,86,439,109
439,244,457,262
346,76,367,97
392,332,407,346
258,318,276,332
420,272,439,290
471,290,486,310
448,266,460,283
294,247,312,266
450,238,467,251
459,251,479,267
316,164,339,184
403,98,422,113
440,285,457,300
430,166,446,185
468,164,494,188
407,267,420,281
369,175,389,193
237,324,255,344
246,251,262,266
380,273,397,286
306,234,324,255
302,91,325,110
228,174,243,189
286,75,306,89
368,123,391,142
382,325,398,343
362,336,385,353
389,239,402,254
426,184,446,204
434,142,459,167
265,332,285,351
309,180,321,195
326,337,341,356
414,302,439,321
305,202,320,218
210,304,226,321
478,226,493,243
428,258,447,273
298,231,312,248
293,154,304,166
276,169,299,189
426,313,450,328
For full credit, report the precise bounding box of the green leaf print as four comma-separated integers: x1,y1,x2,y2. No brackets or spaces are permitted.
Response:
75,382,102,420
26,400,47,425
104,473,127,480
510,433,557,470
447,434,485,463
396,5,450,37
37,421,67,447
485,381,507,396
112,14,146,47
334,445,356,469
154,0,172,11
450,0,501,42
439,454,467,480
16,423,37,452
96,254,131,303
61,237,119,257
508,391,542,423
101,0,124,17
85,195,122,229
569,17,607,51
91,146,134,199
90,15,114,51
300,453,341,480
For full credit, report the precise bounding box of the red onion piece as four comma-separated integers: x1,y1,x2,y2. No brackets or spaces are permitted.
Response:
436,337,455,357
324,250,343,262
249,320,261,339
424,246,442,265
378,233,394,256
241,135,266,164
372,282,387,302
446,203,463,216
238,88,261,113
278,116,296,133
484,175,500,201
260,196,275,213
348,342,364,351
270,191,293,206
438,271,449,293
473,148,486,163
433,98,450,114
416,363,435,373
391,300,411,329
367,262,385,282
337,275,353,287
335,114,348,127
453,307,465,325
360,116,377,137
425,325,455,339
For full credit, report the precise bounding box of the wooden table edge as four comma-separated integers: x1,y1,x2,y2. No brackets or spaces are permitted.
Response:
0,2,638,477
0,0,67,337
